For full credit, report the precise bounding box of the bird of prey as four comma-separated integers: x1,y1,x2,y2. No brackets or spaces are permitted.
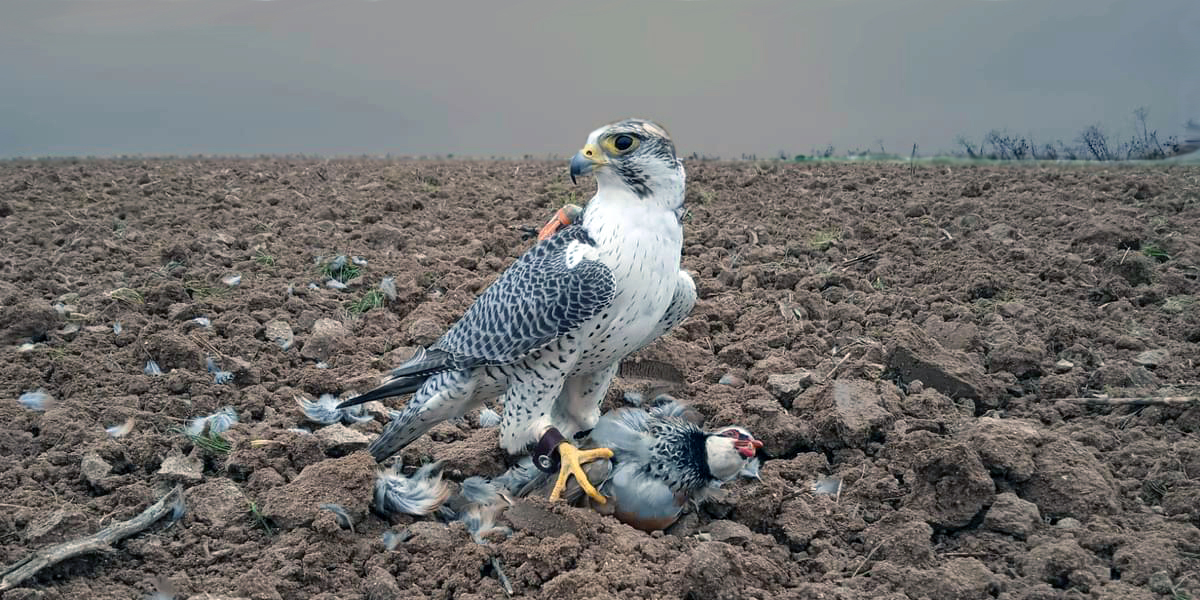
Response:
340,119,696,505
493,400,763,532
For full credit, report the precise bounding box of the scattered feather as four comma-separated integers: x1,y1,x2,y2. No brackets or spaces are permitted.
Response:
477,408,502,428
329,255,348,272
184,417,208,436
296,393,374,425
812,476,842,497
191,317,212,328
147,575,179,600
187,406,239,436
382,529,412,551
18,389,52,411
739,457,761,480
112,322,123,335
351,256,368,266
325,279,348,290
622,391,645,407
374,461,451,517
206,357,234,384
208,406,238,434
286,427,312,435
319,503,355,532
718,373,740,386
221,273,242,287
379,276,397,301
143,360,164,376
315,361,329,369
17,343,37,353
286,283,294,297
308,282,319,290
106,417,135,438
458,476,511,507
167,493,187,524
460,505,512,545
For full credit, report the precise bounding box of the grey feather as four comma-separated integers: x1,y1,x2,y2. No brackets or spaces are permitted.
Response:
374,461,451,516
477,408,502,427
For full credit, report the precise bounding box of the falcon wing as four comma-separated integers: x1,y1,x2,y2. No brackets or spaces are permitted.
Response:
433,225,615,367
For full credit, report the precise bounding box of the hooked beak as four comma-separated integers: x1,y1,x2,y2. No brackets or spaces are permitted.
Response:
734,438,764,458
570,143,606,184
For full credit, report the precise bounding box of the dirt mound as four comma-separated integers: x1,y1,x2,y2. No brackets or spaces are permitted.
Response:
1,159,1198,599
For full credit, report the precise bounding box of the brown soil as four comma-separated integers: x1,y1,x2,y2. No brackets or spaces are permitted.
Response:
2,158,1199,600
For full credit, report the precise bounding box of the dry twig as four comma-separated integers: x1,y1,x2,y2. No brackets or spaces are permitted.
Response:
0,485,183,592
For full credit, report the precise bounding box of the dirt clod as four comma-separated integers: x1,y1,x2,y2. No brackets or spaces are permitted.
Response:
1,160,1198,599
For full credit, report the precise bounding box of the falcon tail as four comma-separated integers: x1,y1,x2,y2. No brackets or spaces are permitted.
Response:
336,375,428,409
337,347,458,409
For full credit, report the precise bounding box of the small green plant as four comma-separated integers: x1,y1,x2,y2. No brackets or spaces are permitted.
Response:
248,501,274,535
319,256,362,283
184,430,231,455
1142,243,1170,262
561,189,580,207
348,289,385,314
692,185,716,204
109,287,144,306
1162,295,1196,314
871,277,886,291
184,279,226,300
150,260,185,279
808,227,843,251
253,249,276,267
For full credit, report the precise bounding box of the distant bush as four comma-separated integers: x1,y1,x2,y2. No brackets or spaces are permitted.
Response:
954,107,1195,161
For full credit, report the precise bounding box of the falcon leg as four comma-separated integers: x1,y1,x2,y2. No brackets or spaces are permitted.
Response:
531,427,613,504
535,203,584,241
553,363,620,436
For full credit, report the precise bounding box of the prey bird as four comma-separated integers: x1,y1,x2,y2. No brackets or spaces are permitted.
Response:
340,119,696,505
494,400,763,532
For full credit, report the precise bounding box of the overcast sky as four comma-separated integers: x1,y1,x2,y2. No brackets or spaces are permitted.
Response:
0,0,1196,158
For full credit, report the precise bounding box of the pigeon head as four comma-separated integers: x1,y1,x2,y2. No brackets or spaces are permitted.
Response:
703,426,763,481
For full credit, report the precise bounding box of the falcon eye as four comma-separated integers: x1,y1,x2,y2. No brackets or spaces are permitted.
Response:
604,133,639,155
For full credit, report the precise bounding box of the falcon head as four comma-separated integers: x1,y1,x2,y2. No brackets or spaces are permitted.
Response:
704,426,764,481
570,118,682,199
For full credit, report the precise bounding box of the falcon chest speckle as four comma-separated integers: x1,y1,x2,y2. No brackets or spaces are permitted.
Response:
571,190,683,371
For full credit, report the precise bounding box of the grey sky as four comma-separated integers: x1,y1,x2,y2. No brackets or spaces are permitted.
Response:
1,0,1196,158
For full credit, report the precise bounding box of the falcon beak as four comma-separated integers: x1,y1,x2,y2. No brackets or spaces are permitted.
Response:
570,143,607,184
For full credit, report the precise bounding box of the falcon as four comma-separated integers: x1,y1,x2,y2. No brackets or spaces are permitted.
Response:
340,118,696,505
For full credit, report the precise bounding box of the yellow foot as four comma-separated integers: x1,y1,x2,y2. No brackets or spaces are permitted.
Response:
548,442,613,504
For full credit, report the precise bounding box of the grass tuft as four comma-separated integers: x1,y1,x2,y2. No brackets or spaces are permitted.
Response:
253,249,276,267
808,227,843,251
348,289,385,314
109,287,145,306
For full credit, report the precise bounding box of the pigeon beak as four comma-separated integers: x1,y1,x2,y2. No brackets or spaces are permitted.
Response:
735,438,763,458
570,143,606,184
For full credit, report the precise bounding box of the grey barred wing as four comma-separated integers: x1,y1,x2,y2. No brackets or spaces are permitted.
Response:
433,226,615,366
